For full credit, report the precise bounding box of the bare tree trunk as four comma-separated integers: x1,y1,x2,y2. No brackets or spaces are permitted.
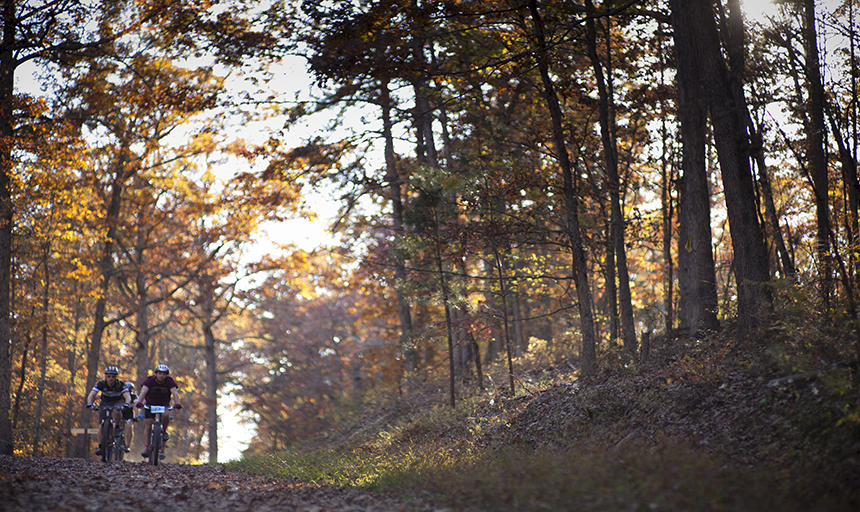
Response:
203,308,218,464
827,108,860,282
670,0,720,336
12,326,31,433
134,222,152,385
408,1,439,371
749,118,795,276
381,82,416,372
659,73,675,333
432,209,457,407
64,281,84,457
34,242,51,457
585,0,636,358
493,245,516,395
0,0,17,456
603,217,618,344
528,0,597,374
802,0,833,304
670,0,771,336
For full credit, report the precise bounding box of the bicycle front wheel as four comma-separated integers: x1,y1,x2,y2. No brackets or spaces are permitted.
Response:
150,423,162,466
113,429,125,461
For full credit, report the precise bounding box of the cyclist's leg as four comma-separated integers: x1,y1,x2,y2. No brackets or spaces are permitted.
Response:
111,409,123,429
122,406,134,451
96,409,107,455
125,420,134,448
143,417,153,452
162,413,170,444
141,409,152,457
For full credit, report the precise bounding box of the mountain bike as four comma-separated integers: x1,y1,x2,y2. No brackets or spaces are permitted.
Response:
141,404,176,466
89,404,129,462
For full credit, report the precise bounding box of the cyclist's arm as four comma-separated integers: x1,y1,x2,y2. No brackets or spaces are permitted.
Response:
86,388,98,405
122,389,132,405
171,388,182,407
137,385,149,404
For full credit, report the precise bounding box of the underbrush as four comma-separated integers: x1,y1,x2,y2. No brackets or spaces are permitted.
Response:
224,319,860,511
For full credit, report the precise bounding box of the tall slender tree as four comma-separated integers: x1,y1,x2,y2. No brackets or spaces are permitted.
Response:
669,0,720,335
670,0,771,336
584,0,637,357
527,0,597,373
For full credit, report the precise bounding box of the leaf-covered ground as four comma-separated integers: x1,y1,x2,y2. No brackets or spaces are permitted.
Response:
0,455,444,512
233,329,860,511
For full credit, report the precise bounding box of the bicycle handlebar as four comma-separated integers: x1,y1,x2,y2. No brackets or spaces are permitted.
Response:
89,404,130,411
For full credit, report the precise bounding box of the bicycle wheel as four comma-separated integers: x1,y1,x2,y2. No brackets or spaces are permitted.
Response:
101,420,112,462
150,422,162,466
113,427,125,461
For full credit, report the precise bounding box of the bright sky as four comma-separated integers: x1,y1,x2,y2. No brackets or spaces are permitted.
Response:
216,391,254,462
742,0,779,19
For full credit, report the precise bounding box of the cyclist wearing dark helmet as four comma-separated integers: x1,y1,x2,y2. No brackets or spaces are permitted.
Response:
136,364,182,459
122,381,138,451
86,366,132,456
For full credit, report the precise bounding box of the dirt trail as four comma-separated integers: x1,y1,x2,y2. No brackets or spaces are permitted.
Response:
0,455,442,512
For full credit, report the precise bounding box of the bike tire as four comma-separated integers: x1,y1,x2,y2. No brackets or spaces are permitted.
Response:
150,423,162,466
101,420,112,463
114,428,125,461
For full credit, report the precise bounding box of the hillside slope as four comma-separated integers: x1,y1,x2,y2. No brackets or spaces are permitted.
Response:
231,330,860,511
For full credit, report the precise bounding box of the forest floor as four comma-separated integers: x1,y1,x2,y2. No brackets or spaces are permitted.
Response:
226,327,860,511
0,454,445,512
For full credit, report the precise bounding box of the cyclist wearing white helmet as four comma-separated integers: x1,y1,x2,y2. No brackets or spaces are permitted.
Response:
136,364,182,459
86,366,132,456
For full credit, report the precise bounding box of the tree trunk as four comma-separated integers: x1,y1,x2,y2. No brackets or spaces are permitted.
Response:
802,0,833,304
408,2,438,370
585,0,637,358
658,52,676,333
670,0,771,336
134,219,152,386
64,281,84,457
749,118,795,276
827,107,860,282
12,326,31,433
34,244,51,457
203,307,218,464
493,246,516,395
669,0,720,335
0,0,17,456
603,218,619,344
381,82,416,372
432,209,457,406
528,0,597,374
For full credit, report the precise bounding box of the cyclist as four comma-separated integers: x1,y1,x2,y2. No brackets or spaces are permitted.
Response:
85,366,132,457
136,364,182,459
122,381,138,452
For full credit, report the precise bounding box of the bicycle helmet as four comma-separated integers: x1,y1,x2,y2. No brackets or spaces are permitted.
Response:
154,364,170,374
104,366,119,375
